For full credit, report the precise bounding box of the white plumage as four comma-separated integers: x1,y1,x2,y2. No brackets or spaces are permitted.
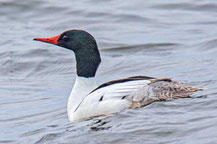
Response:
68,76,152,122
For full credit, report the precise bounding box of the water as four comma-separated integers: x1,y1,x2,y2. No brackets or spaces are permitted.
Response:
0,0,217,143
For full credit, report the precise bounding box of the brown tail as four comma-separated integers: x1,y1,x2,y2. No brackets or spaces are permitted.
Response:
149,78,204,100
129,78,205,109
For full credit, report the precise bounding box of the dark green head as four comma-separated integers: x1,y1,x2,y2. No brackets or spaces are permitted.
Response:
34,29,101,78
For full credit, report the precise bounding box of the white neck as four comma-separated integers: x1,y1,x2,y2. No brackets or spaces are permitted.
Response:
67,76,97,121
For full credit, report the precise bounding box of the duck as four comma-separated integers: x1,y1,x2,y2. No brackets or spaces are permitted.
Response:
34,29,203,122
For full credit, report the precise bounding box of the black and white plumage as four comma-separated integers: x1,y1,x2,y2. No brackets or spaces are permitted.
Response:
34,30,203,122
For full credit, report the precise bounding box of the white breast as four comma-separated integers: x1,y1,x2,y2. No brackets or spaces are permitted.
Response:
69,78,151,122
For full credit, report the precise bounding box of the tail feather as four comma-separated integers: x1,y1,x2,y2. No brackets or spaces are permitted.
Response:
128,78,205,108
153,80,204,100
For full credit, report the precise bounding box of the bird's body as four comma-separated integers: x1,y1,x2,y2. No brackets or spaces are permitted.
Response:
34,30,203,122
67,76,202,122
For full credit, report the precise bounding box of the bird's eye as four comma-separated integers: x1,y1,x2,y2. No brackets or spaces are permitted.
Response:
63,35,70,41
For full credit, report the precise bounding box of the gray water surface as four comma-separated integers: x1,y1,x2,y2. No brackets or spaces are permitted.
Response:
0,0,217,144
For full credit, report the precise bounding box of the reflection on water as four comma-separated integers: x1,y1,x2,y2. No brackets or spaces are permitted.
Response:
0,0,217,143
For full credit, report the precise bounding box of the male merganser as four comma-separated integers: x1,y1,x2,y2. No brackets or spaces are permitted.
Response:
34,30,203,122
